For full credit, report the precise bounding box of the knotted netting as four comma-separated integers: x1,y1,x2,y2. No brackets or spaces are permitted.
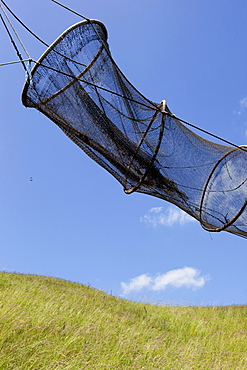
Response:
22,20,247,238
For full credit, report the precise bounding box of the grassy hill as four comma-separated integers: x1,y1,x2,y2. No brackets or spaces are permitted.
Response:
0,272,246,369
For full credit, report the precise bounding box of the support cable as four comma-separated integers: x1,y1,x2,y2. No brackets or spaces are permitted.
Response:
34,60,247,153
0,0,50,47
0,59,34,67
0,0,89,69
0,12,28,72
169,113,247,153
0,3,30,58
51,0,90,21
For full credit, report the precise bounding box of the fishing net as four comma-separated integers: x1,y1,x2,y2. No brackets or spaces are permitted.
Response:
22,20,247,238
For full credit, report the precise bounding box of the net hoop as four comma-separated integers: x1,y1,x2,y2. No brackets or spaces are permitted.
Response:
22,20,107,107
123,108,165,194
199,146,247,232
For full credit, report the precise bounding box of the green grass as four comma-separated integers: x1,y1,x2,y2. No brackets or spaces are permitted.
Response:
0,272,246,369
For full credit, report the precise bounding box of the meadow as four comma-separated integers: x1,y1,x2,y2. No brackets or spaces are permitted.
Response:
0,272,246,369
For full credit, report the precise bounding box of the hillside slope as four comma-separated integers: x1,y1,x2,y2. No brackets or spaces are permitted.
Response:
0,272,246,369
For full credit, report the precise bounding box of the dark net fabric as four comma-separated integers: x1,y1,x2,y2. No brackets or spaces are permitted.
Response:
22,20,247,238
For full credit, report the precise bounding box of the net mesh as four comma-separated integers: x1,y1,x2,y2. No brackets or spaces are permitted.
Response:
22,20,247,238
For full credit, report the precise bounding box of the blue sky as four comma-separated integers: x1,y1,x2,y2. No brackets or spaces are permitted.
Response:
1,0,247,306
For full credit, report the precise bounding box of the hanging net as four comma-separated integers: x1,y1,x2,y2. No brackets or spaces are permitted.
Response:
22,20,247,238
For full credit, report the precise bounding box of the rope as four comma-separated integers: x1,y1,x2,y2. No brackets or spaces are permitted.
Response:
0,58,33,66
168,113,247,153
0,3,30,58
0,13,28,72
51,0,90,21
0,0,90,70
34,60,247,152
0,0,50,47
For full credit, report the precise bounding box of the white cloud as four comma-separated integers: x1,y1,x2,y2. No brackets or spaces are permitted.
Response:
235,96,247,115
121,267,208,296
152,267,206,291
240,96,247,109
121,274,152,296
140,206,196,227
150,206,163,214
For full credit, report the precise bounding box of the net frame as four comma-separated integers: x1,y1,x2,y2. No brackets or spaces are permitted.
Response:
21,19,247,239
